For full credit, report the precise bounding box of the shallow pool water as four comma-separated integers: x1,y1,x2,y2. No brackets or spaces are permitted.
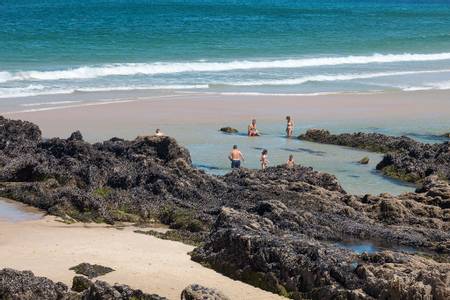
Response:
335,241,418,255
0,198,43,222
172,122,416,195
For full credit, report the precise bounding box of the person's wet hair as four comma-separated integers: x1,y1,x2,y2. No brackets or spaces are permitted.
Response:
233,145,238,149
262,149,268,155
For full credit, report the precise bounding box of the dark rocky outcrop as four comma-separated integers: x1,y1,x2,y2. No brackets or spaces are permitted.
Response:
180,284,229,300
219,127,238,134
0,117,342,227
0,268,68,300
192,205,450,299
0,268,167,300
69,263,115,279
81,280,167,300
1,117,449,299
441,132,450,139
192,173,450,298
299,128,450,183
0,116,224,224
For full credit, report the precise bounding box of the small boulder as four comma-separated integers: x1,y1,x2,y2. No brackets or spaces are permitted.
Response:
219,127,239,134
71,275,93,292
181,284,230,300
358,157,369,164
69,263,114,279
68,130,84,141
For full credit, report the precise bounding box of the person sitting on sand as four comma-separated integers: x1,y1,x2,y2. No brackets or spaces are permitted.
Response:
248,119,259,137
155,129,164,136
229,145,245,169
260,149,269,170
286,116,294,138
286,154,295,168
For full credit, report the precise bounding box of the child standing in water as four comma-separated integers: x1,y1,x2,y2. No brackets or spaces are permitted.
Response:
286,154,295,168
286,116,294,138
260,149,269,170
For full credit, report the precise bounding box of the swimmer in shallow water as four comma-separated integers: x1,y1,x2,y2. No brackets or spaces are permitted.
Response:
248,119,260,136
286,116,294,138
229,145,245,168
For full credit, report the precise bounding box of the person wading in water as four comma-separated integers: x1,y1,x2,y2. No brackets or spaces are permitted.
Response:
286,116,294,138
229,145,245,168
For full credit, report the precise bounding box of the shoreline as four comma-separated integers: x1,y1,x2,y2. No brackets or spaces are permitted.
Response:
4,89,450,141
0,215,282,300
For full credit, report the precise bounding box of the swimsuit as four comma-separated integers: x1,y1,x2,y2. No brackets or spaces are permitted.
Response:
286,122,293,134
231,160,241,168
248,124,258,136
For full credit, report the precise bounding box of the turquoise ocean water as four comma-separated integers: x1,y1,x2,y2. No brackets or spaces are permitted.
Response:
1,0,450,103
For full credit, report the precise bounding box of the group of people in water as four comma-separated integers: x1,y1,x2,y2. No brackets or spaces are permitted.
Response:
247,116,294,138
154,116,296,170
229,116,296,170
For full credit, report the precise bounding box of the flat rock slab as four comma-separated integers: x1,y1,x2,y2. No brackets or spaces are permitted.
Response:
69,263,114,279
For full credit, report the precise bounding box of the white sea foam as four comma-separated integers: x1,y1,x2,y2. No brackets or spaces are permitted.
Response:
21,100,82,107
186,91,342,97
401,80,450,91
401,86,434,91
75,84,208,92
0,71,14,83
3,99,137,114
221,69,450,86
0,84,207,99
1,52,450,82
429,80,450,90
0,85,75,99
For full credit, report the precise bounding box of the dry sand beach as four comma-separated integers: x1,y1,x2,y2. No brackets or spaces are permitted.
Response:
0,212,283,300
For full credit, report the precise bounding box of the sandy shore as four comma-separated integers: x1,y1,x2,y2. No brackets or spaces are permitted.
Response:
5,89,450,141
0,214,282,300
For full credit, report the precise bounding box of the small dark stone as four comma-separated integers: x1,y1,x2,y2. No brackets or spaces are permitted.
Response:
358,156,369,164
68,131,83,141
181,284,230,300
71,275,93,292
219,127,239,134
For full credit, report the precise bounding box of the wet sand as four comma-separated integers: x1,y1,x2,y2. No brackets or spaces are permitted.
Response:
0,215,282,300
6,89,450,141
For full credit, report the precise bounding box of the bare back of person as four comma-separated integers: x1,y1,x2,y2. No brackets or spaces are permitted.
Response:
230,149,242,160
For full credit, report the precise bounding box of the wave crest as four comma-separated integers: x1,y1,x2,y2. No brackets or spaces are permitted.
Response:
1,52,450,83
